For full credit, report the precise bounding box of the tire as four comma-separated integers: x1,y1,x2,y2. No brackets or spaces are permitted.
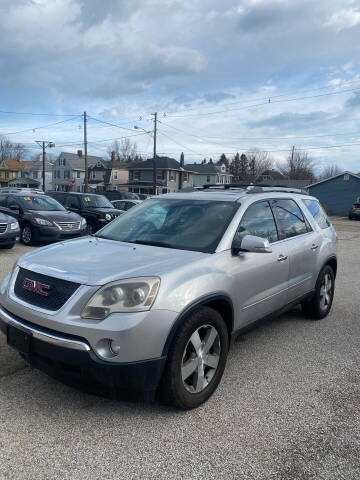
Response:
160,307,229,409
349,215,353,220
301,265,335,320
21,224,34,245
0,241,15,249
86,222,95,235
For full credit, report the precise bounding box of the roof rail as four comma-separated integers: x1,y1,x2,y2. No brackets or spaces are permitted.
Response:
0,187,44,194
201,184,308,195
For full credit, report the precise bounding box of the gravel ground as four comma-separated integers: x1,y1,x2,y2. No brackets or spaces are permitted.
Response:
0,219,359,480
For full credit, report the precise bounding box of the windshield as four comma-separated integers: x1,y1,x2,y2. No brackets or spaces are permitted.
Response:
80,195,114,208
18,195,65,211
96,199,238,253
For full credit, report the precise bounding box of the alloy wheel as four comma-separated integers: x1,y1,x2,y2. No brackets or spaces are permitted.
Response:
22,226,32,244
181,324,220,394
320,272,332,311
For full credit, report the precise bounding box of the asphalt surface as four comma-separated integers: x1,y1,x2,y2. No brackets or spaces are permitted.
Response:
0,218,359,480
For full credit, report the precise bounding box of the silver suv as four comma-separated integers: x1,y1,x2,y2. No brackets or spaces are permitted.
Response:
0,187,337,409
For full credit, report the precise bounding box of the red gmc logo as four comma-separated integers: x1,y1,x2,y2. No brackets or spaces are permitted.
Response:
22,278,51,297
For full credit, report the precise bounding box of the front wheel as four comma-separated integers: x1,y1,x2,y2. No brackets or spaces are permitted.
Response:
302,265,335,320
21,225,34,245
160,307,229,409
0,241,15,249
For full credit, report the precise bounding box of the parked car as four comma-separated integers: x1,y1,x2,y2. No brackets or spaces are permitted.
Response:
0,188,337,409
0,212,20,249
48,192,124,234
102,191,140,201
111,199,142,211
0,190,86,245
349,202,360,219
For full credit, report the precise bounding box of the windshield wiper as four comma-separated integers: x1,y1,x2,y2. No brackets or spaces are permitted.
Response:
128,239,177,249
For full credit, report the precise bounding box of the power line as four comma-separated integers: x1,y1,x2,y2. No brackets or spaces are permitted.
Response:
164,86,360,118
87,115,138,132
0,109,81,117
0,116,82,136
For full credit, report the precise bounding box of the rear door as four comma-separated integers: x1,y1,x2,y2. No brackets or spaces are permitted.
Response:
271,198,320,301
231,200,290,325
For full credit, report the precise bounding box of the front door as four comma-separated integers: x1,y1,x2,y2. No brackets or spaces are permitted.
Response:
230,200,290,328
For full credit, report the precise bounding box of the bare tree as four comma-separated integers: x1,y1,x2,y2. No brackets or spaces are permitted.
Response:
246,149,273,183
318,164,341,181
0,136,26,162
107,138,137,162
277,150,315,180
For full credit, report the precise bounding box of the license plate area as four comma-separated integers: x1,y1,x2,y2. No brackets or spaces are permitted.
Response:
7,324,32,355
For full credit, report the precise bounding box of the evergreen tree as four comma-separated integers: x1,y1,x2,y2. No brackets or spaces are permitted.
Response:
230,152,241,182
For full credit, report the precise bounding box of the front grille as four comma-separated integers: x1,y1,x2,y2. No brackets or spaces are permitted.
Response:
0,223,7,234
14,267,80,311
56,221,81,232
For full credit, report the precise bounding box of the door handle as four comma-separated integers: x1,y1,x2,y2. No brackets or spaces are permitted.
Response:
311,244,319,250
278,254,288,262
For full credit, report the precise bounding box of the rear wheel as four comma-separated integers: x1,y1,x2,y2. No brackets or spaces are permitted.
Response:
160,307,229,409
302,265,335,320
21,225,34,245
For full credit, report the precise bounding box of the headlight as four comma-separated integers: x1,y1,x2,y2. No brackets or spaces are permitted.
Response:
10,221,19,230
105,213,112,221
81,217,87,227
81,277,160,320
34,217,53,226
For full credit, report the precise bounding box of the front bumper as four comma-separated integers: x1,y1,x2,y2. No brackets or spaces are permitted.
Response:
0,230,19,244
0,305,166,401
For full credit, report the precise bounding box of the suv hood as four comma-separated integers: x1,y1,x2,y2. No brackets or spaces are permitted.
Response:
0,212,16,223
17,236,207,285
29,210,82,222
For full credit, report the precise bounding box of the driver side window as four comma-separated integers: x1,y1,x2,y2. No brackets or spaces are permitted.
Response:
237,201,278,243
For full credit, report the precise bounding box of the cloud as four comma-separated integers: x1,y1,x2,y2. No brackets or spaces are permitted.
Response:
324,8,360,32
246,111,335,131
204,92,236,103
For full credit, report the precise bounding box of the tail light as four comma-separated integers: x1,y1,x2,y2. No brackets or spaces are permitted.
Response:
350,205,355,211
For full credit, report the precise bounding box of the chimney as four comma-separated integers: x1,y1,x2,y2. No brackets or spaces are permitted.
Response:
180,152,184,169
77,149,83,157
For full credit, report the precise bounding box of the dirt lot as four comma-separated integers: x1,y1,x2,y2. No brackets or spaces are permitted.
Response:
0,218,359,480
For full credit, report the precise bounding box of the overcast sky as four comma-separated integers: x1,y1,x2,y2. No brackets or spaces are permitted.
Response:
1,0,360,172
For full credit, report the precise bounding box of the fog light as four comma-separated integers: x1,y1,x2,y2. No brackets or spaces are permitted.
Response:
95,338,120,359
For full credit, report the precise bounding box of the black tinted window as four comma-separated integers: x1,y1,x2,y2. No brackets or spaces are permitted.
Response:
237,201,278,243
272,199,308,239
65,195,80,209
303,199,330,229
0,195,7,207
7,196,20,209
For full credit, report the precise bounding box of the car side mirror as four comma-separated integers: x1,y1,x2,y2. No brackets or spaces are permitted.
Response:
240,234,272,253
9,205,20,212
232,234,272,255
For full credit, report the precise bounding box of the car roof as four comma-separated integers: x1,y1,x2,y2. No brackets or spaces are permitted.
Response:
158,189,312,203
51,192,102,197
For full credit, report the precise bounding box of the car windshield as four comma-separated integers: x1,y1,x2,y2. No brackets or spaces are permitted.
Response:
96,198,238,253
18,195,65,211
80,195,114,208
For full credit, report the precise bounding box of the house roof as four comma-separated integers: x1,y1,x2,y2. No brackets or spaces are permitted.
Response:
58,152,108,170
0,159,24,171
8,177,40,187
21,160,54,171
306,171,360,188
257,169,284,180
185,163,219,174
257,179,311,188
130,156,193,171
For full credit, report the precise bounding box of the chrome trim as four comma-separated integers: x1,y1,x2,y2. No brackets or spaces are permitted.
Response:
0,304,91,352
0,223,7,234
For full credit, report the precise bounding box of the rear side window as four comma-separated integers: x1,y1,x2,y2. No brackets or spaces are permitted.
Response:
271,199,308,240
303,199,330,229
64,195,80,209
237,201,278,243
0,195,7,207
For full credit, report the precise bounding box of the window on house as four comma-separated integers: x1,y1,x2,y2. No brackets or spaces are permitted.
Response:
183,172,189,182
134,171,141,180
114,171,118,180
33,171,38,179
59,158,65,166
344,173,350,180
207,175,211,183
77,171,81,178
5,172,9,178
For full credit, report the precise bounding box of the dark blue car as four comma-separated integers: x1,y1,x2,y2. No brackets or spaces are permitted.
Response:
0,212,20,249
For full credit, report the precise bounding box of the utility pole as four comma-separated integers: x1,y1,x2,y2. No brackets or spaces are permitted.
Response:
152,112,157,195
84,111,88,193
35,141,55,192
290,145,295,178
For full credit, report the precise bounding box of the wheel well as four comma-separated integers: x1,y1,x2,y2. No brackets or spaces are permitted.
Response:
162,296,234,356
326,257,337,278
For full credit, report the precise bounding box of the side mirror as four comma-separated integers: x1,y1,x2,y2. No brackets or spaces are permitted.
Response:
232,234,272,255
9,205,20,212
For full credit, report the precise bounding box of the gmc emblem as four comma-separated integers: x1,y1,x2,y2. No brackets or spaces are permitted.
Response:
22,278,51,297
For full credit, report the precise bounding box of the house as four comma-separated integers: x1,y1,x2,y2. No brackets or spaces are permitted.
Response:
306,172,360,215
11,158,53,191
186,162,233,187
52,150,108,192
102,152,142,191
88,161,110,192
126,156,195,195
0,159,24,188
256,169,311,189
